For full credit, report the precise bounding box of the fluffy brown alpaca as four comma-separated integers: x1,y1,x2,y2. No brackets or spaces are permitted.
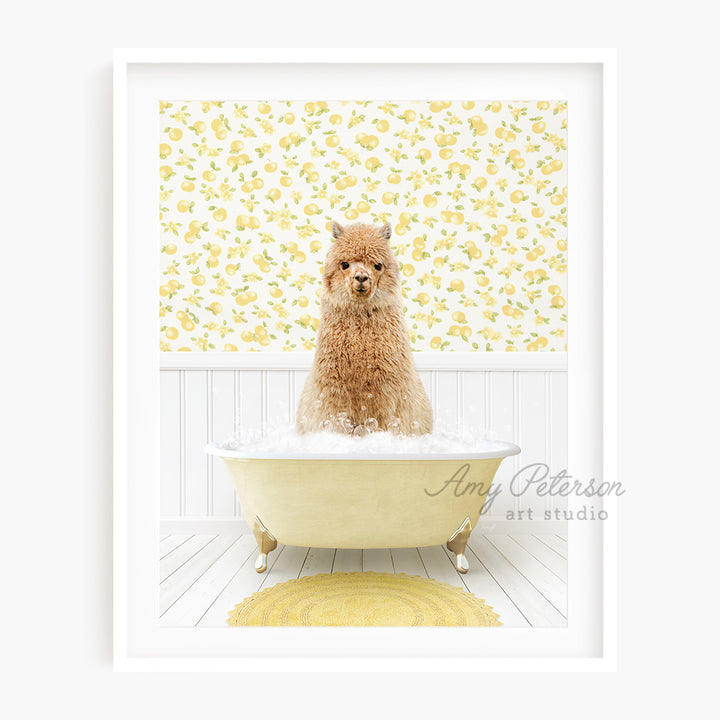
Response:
296,221,433,436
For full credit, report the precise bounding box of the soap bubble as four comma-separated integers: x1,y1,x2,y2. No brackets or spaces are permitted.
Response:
361,405,367,412
367,393,373,399
321,418,333,431
387,417,401,432
353,424,369,437
410,420,420,431
364,417,379,432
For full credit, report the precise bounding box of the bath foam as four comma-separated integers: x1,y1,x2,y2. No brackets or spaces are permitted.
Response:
209,422,517,458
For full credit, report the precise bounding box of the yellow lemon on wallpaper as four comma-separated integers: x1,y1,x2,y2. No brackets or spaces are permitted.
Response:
209,302,222,314
235,294,249,306
417,292,430,306
365,157,380,170
211,119,223,131
401,109,416,122
241,331,253,342
252,178,264,190
209,244,222,256
181,319,195,331
430,336,442,349
501,305,513,316
329,114,342,125
423,194,438,208
524,271,535,282
253,254,266,265
326,135,340,148
295,251,306,263
551,194,565,206
532,121,546,133
413,237,425,249
268,188,281,201
307,171,320,182
305,102,316,113
486,164,499,175
450,279,465,292
225,264,237,275
299,314,311,326
176,311,188,321
537,101,550,110
535,268,547,278
181,181,195,192
510,190,524,203
159,284,170,297
284,112,295,124
264,162,277,173
298,295,309,308
449,161,461,174
463,101,476,110
537,337,548,348
388,173,401,184
531,207,544,218
517,227,528,238
446,134,457,146
439,148,454,160
551,295,566,308
451,213,464,225
494,127,506,140
551,159,564,171
548,285,562,296
215,129,227,140
382,192,395,204
160,165,173,179
449,325,461,336
504,283,516,295
461,327,472,338
429,101,446,112
452,311,466,322
495,224,508,237
473,176,488,190
357,201,371,213
512,308,524,319
310,317,320,330
270,287,283,298
258,102,272,114
207,257,219,268
203,170,216,182
192,275,205,286
279,136,290,149
402,264,415,277
240,182,253,192
491,101,502,112
168,128,183,141
490,234,502,247
434,133,447,147
508,149,521,160
212,208,227,222
159,143,172,156
236,215,250,227
224,344,238,352
304,203,320,216
355,132,368,144
230,140,244,152
165,244,177,255
526,250,537,261
280,175,293,187
399,212,413,224
376,119,390,132
344,208,359,220
365,135,379,149
177,200,189,212
165,326,179,340
258,336,271,346
505,131,516,142
190,221,203,231
433,256,445,268
513,158,526,169
412,248,424,261
254,325,268,337
418,148,432,161
184,232,197,244
309,242,322,253
476,275,489,288
193,121,206,133
557,239,568,251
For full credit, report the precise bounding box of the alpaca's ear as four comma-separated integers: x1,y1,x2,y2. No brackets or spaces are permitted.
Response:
331,221,345,240
380,222,392,241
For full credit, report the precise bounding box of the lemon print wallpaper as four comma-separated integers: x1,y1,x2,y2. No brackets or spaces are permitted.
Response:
159,100,567,353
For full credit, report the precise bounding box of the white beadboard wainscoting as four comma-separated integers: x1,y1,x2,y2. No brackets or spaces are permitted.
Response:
159,353,567,533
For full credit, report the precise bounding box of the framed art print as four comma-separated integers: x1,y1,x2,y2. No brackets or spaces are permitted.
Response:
114,49,616,671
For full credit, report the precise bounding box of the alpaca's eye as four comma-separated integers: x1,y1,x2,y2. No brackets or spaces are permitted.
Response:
374,263,382,271
341,262,349,270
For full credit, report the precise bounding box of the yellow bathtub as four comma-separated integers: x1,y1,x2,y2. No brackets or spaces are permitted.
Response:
206,442,520,574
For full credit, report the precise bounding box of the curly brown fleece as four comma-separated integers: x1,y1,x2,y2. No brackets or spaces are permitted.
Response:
296,221,433,436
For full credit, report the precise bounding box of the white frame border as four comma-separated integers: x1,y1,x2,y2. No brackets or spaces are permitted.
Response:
114,48,617,672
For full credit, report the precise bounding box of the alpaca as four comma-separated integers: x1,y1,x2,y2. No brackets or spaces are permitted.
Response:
296,221,433,436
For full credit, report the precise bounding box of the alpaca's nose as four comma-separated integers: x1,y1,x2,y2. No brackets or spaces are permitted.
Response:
354,271,369,284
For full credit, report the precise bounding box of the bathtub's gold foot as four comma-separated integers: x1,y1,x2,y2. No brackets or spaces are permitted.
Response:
252,516,277,574
447,516,473,575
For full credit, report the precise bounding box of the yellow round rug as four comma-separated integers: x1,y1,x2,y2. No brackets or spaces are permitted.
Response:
227,572,502,627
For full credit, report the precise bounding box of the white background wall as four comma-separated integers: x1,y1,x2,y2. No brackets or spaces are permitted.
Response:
160,365,568,524
2,4,718,719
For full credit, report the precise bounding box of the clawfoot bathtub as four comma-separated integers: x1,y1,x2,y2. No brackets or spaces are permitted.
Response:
206,442,520,574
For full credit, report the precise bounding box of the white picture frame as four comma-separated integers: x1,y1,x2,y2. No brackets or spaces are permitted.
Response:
114,48,617,671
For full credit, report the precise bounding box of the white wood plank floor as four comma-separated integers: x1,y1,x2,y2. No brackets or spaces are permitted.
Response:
158,532,567,627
